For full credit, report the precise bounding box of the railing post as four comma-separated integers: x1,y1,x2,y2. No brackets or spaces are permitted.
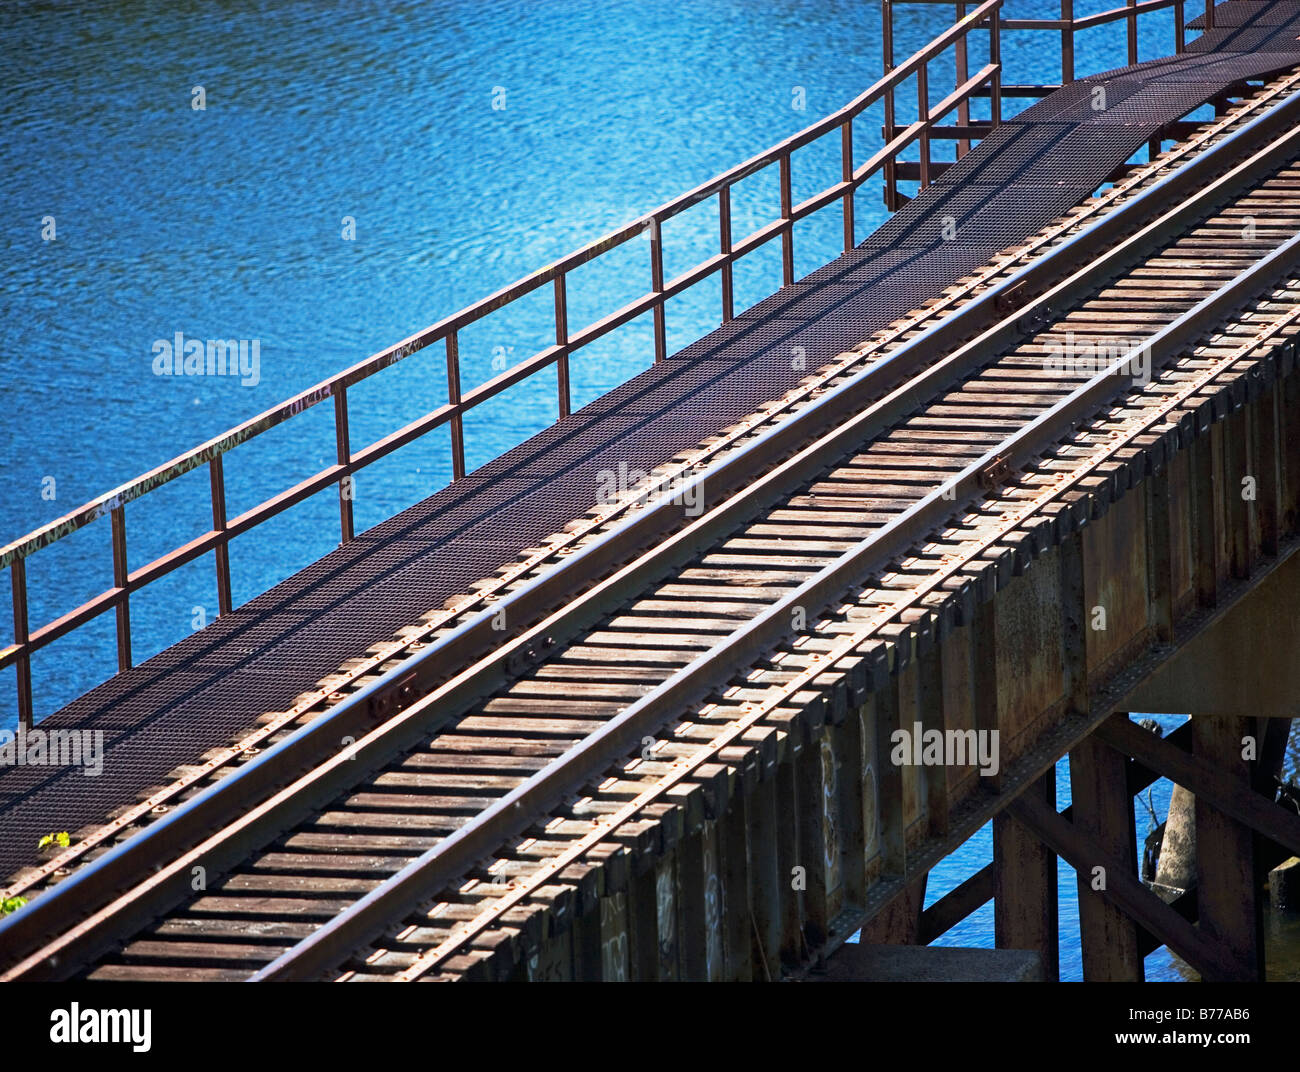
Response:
917,63,931,190
110,505,131,672
1127,0,1138,66
1175,0,1185,52
883,0,898,210
719,186,734,323
955,2,971,157
1062,0,1075,84
11,559,33,731
990,7,1002,129
446,332,466,480
840,120,855,252
1204,0,1214,31
722,184,733,322
649,219,667,364
779,153,794,285
209,455,233,616
333,388,354,544
554,275,571,420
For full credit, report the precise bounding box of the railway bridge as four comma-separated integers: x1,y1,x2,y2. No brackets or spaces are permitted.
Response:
3,0,1300,983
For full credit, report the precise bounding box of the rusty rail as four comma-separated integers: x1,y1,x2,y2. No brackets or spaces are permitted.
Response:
0,0,1003,728
8,75,1298,981
255,124,1300,983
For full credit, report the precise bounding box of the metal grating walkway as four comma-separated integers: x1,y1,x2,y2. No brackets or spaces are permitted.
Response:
3,0,1299,883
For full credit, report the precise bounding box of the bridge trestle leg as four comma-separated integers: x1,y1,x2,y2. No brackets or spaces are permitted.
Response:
1193,714,1265,981
1070,719,1144,981
993,771,1060,981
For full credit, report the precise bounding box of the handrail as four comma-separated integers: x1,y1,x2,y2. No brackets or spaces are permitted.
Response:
1,0,1003,727
882,0,1228,206
994,0,1214,82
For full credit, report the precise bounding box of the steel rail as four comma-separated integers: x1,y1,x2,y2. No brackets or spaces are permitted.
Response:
395,285,1300,982
0,64,1269,911
392,291,1300,983
4,79,1299,981
249,153,1300,981
9,65,1295,909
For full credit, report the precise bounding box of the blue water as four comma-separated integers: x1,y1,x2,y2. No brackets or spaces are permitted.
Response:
0,0,1181,721
3,1,1281,978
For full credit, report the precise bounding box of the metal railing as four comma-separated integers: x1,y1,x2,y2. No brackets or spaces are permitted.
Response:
5,0,1224,727
998,0,1213,76
882,0,1224,207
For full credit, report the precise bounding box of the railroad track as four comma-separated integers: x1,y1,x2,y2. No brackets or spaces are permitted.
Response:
7,66,1298,913
5,75,1300,981
264,148,1300,983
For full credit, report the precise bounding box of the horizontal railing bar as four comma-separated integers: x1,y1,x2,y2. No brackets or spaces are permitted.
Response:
456,347,566,412
856,121,929,183
929,64,1000,126
1001,0,1180,34
126,534,224,599
347,403,458,471
895,161,953,181
927,124,995,139
224,466,348,541
2,589,123,666
1000,18,1072,29
1075,0,1182,30
971,83,1060,97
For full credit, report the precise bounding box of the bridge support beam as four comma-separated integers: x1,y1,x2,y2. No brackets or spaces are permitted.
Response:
1193,715,1264,981
1070,717,1143,981
747,767,782,980
993,771,1059,981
